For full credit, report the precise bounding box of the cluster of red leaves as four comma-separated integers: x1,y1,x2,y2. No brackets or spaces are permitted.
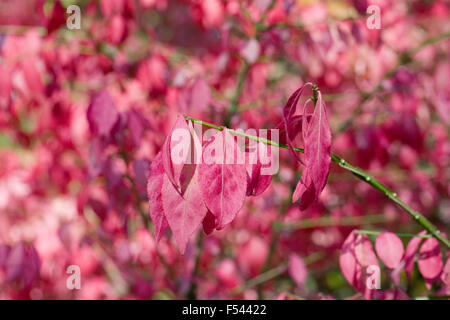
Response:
148,84,332,253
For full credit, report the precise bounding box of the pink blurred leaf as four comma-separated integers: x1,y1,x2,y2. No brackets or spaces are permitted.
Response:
127,110,145,147
441,256,450,286
288,254,307,287
5,243,40,286
0,65,11,109
0,244,10,268
5,243,25,282
190,78,211,112
240,39,260,64
87,89,119,137
375,232,404,269
133,159,150,195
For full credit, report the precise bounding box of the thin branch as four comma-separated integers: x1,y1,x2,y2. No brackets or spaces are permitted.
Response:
183,116,450,249
279,214,391,231
354,230,433,239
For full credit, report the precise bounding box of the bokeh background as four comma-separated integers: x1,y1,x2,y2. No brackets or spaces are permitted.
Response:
0,0,449,299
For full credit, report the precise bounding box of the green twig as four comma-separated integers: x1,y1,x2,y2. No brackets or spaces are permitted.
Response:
183,116,450,249
355,230,433,239
278,214,391,231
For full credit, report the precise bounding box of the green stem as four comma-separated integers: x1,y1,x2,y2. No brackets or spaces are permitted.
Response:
278,214,391,231
355,230,433,239
183,116,450,249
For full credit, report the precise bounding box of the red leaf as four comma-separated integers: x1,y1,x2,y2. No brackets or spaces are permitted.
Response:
5,243,25,282
417,237,443,280
87,89,119,137
303,92,331,195
282,84,311,164
293,91,331,210
276,114,311,145
161,166,207,254
441,256,450,286
375,232,404,269
5,243,40,286
340,231,379,299
162,115,192,189
288,254,307,287
147,152,168,243
198,128,247,229
403,231,426,281
245,142,273,196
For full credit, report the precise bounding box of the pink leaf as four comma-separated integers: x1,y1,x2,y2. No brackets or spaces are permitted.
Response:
190,78,211,112
87,89,119,137
417,237,443,280
441,256,450,286
288,254,307,287
22,245,41,287
340,231,379,299
198,128,247,229
127,110,145,147
276,114,311,145
162,115,192,189
300,92,331,205
133,159,150,195
5,243,25,282
403,231,426,281
240,39,260,64
286,88,331,210
375,232,404,269
282,84,311,164
161,166,207,254
147,152,169,242
245,142,273,196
